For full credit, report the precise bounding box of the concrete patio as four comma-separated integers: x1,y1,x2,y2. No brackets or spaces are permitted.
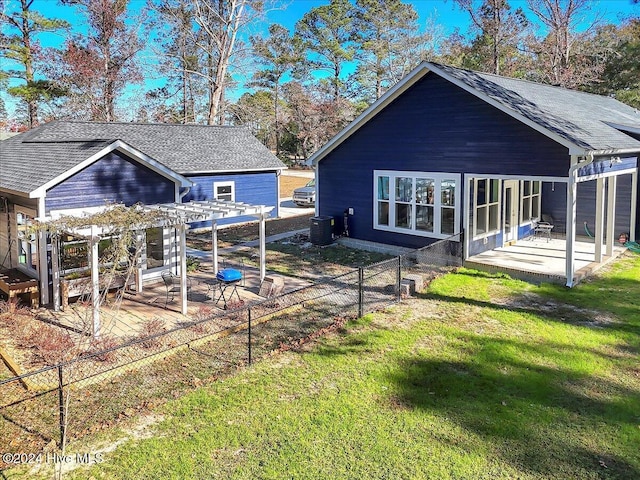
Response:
466,235,627,285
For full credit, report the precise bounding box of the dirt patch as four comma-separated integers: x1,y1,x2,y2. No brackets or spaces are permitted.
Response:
188,214,313,250
280,175,311,198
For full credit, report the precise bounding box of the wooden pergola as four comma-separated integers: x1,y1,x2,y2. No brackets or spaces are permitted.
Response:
45,200,274,337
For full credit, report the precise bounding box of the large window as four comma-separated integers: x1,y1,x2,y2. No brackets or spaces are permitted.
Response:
16,211,38,274
473,178,501,237
521,180,541,223
214,181,235,202
374,171,460,238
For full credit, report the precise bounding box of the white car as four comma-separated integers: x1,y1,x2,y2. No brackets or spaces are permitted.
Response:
292,179,316,207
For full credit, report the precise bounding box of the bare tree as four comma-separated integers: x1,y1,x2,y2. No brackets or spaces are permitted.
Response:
191,0,263,125
526,0,604,87
55,0,145,121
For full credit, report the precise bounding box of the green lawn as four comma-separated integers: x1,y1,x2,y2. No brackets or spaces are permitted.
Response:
66,254,640,479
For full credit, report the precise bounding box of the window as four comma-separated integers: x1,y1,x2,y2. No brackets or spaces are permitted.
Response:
16,211,38,273
521,180,541,223
214,181,235,202
145,227,164,269
374,171,460,238
473,178,501,237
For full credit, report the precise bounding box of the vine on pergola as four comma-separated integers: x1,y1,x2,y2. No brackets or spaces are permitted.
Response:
33,203,179,316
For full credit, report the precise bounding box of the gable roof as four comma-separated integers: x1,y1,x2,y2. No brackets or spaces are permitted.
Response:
1,120,286,196
311,62,640,164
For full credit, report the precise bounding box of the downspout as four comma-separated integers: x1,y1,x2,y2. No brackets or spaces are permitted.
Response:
179,186,191,202
565,152,596,287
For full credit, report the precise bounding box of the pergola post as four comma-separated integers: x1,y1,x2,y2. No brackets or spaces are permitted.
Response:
38,231,49,306
259,207,266,282
51,235,61,312
51,236,60,312
594,178,605,262
90,225,100,338
606,176,617,256
211,220,218,275
179,223,188,315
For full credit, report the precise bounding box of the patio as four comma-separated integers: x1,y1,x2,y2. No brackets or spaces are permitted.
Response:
466,235,627,285
39,259,313,339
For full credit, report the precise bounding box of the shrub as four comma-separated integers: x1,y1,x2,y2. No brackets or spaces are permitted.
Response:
31,326,77,365
138,317,166,349
186,255,200,272
87,335,120,362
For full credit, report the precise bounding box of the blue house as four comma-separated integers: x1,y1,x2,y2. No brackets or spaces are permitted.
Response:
0,120,286,306
311,62,640,286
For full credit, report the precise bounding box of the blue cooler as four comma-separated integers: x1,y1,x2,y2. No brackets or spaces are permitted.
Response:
217,268,242,283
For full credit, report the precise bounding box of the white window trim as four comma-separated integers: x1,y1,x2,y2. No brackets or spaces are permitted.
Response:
520,180,541,225
472,178,502,239
213,181,235,202
373,170,461,239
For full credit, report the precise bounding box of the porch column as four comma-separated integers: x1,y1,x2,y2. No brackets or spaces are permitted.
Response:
90,225,101,338
631,170,637,242
38,231,49,306
594,178,605,262
565,161,578,287
211,220,218,275
259,207,266,282
606,176,617,257
179,223,188,315
51,235,60,312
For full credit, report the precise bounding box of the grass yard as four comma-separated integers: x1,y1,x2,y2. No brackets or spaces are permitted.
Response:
55,254,640,479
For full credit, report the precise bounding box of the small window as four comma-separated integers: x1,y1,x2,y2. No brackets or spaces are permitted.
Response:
472,178,501,238
214,181,235,202
521,180,541,223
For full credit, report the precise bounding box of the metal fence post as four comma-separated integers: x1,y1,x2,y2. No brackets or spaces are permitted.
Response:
358,267,364,318
57,365,65,448
247,307,252,365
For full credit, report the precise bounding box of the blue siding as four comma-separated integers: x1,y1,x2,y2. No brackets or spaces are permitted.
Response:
183,172,278,228
542,177,636,238
319,72,569,249
45,151,175,214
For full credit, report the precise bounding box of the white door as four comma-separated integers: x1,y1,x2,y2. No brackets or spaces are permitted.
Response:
503,180,519,244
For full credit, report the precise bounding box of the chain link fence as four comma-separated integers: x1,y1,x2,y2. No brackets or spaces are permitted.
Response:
0,234,463,462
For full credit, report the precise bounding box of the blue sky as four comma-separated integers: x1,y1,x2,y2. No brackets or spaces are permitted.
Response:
2,0,639,118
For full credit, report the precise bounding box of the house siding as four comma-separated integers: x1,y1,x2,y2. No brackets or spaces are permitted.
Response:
318,73,569,249
45,151,175,214
183,171,278,229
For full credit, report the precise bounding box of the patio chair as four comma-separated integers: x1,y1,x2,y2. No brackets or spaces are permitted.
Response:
161,270,192,308
532,217,554,242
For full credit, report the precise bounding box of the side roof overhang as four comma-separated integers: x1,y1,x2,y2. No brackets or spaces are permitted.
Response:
309,62,640,166
29,139,193,199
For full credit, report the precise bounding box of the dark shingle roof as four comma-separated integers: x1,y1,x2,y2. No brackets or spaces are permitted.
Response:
0,121,286,195
432,63,640,152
